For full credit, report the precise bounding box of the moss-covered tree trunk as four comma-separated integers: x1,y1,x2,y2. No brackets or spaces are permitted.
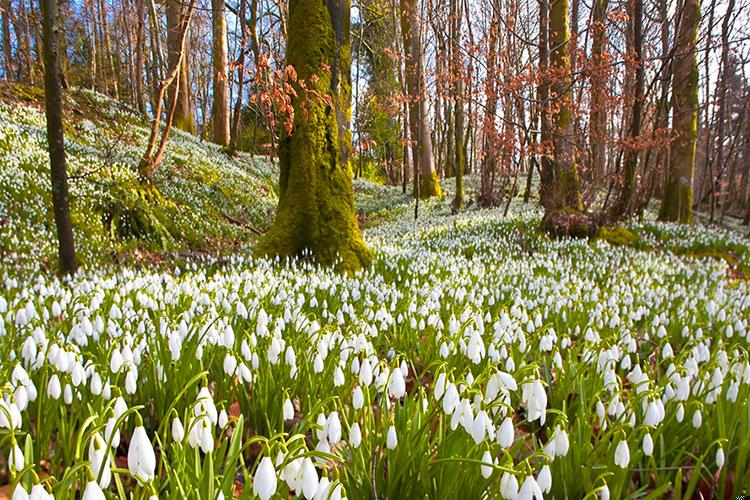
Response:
659,0,700,223
542,0,583,213
452,0,464,211
400,0,441,199
254,0,371,272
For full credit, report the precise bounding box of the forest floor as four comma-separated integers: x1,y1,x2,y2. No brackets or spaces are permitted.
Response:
2,87,750,498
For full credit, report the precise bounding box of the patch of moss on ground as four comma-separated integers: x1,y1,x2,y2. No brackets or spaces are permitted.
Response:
597,226,639,247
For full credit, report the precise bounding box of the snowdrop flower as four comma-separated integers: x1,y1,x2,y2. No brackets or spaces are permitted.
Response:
218,409,229,429
29,484,53,500
253,457,278,500
500,472,519,499
128,420,156,482
171,415,185,442
352,386,364,409
327,412,342,444
716,447,725,469
599,483,610,500
388,367,406,399
518,475,543,499
105,415,120,448
11,485,29,500
442,383,459,415
692,409,702,429
8,440,24,472
47,375,61,399
537,464,552,494
283,398,295,421
497,417,514,448
88,432,112,487
642,433,654,457
522,380,547,424
81,481,105,500
299,458,319,500
480,450,493,478
387,425,398,449
350,422,362,448
614,439,630,468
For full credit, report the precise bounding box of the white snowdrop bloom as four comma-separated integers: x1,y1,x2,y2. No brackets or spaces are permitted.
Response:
434,372,447,400
327,411,342,444
350,422,362,448
8,441,24,472
352,386,364,409
642,433,654,457
497,417,514,448
128,424,156,482
614,439,630,469
716,447,725,469
29,484,53,500
388,367,406,399
218,409,228,429
518,475,543,499
47,375,62,399
88,432,112,487
500,472,519,499
692,409,702,429
676,403,685,423
253,457,277,500
554,425,570,456
283,398,295,421
537,464,552,494
300,458,319,500
223,354,237,376
109,349,124,373
359,359,373,386
105,416,120,448
63,384,73,405
90,372,103,395
11,364,29,386
386,425,398,449
333,366,345,387
171,415,185,442
442,383,459,415
522,380,547,424
480,450,494,479
471,410,492,444
81,481,105,500
11,484,29,500
125,369,138,394
600,483,610,500
114,397,128,420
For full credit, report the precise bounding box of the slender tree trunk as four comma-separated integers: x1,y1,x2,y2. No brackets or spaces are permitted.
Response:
167,0,195,134
479,3,499,207
255,0,371,272
659,0,700,223
139,0,195,179
610,0,643,220
400,0,441,198
134,0,147,115
589,0,608,184
452,0,464,211
211,0,230,146
2,0,13,79
41,0,77,274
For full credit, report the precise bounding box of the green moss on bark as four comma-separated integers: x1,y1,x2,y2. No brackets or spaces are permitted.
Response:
254,0,371,273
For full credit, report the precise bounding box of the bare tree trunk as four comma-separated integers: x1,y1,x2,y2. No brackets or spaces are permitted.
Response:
167,0,194,134
139,0,195,179
211,0,230,146
589,0,608,185
610,0,643,220
134,0,147,115
451,0,464,211
2,0,13,79
400,0,441,198
41,0,77,274
659,0,700,223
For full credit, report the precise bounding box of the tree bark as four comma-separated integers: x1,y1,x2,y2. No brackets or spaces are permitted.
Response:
400,0,441,198
41,0,77,274
542,0,583,214
166,0,195,134
254,0,371,272
211,0,230,146
2,0,13,79
609,0,643,220
451,0,463,211
659,0,700,223
134,0,147,115
589,0,608,184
